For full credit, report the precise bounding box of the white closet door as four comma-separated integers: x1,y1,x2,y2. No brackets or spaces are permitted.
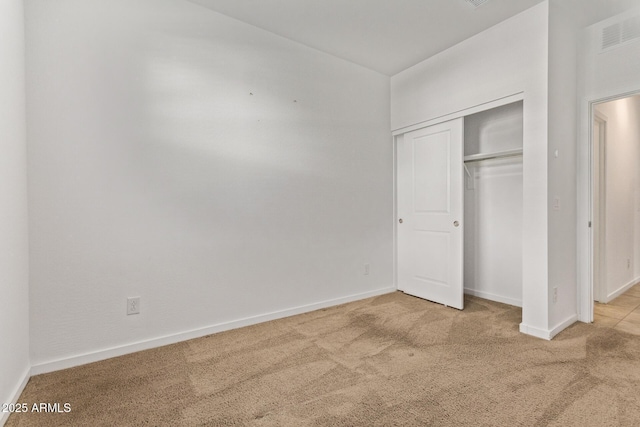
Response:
397,118,464,309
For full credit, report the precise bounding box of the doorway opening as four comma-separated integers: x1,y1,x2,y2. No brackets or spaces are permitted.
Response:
591,93,640,329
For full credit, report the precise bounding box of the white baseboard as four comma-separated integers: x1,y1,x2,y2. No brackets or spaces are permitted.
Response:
549,314,579,339
519,323,552,340
31,286,396,376
519,314,578,341
1,366,31,427
464,288,522,307
605,277,640,303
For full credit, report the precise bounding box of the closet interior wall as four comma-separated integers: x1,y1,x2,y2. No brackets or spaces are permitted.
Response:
463,101,524,307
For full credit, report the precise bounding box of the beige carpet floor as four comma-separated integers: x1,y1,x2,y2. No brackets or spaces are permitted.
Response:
7,292,640,426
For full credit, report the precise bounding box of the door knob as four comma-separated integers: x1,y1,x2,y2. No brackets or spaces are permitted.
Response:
399,219,403,224
453,221,459,227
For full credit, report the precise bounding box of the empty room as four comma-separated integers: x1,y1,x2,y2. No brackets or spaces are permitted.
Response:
2,0,640,425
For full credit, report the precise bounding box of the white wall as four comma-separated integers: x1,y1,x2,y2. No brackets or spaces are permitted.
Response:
391,3,551,337
0,0,30,421
580,8,640,103
595,96,640,299
547,0,579,331
26,0,393,371
463,102,523,307
577,6,640,321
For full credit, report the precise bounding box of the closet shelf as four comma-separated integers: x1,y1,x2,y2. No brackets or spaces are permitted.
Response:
463,148,523,163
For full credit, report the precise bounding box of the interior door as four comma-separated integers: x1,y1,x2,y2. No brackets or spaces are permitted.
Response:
397,118,464,309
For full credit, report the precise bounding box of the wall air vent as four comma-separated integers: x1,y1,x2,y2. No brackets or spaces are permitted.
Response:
602,22,621,50
601,15,640,52
464,0,490,8
622,15,640,42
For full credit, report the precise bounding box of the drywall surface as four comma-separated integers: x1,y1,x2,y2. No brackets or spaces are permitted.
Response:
391,3,547,133
595,96,640,298
26,0,392,367
581,7,640,102
463,103,523,307
576,6,640,321
391,2,550,336
0,0,30,418
547,0,579,330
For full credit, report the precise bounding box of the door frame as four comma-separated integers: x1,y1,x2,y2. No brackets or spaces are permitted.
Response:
577,88,640,323
592,110,607,303
392,92,524,297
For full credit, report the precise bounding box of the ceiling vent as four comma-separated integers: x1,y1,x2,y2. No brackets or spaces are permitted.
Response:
601,15,640,52
464,0,490,8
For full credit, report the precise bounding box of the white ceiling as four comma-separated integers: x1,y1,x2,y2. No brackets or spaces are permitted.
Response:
186,0,640,76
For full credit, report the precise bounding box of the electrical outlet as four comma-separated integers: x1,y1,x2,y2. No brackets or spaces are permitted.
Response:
127,297,140,315
553,287,558,304
364,263,370,276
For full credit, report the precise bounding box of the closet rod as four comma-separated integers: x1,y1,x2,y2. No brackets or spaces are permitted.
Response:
463,148,523,163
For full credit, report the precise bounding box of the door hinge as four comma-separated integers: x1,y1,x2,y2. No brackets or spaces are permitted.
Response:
588,221,592,228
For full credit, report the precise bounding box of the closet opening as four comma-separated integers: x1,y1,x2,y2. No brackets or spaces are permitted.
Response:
463,101,524,308
395,98,524,316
